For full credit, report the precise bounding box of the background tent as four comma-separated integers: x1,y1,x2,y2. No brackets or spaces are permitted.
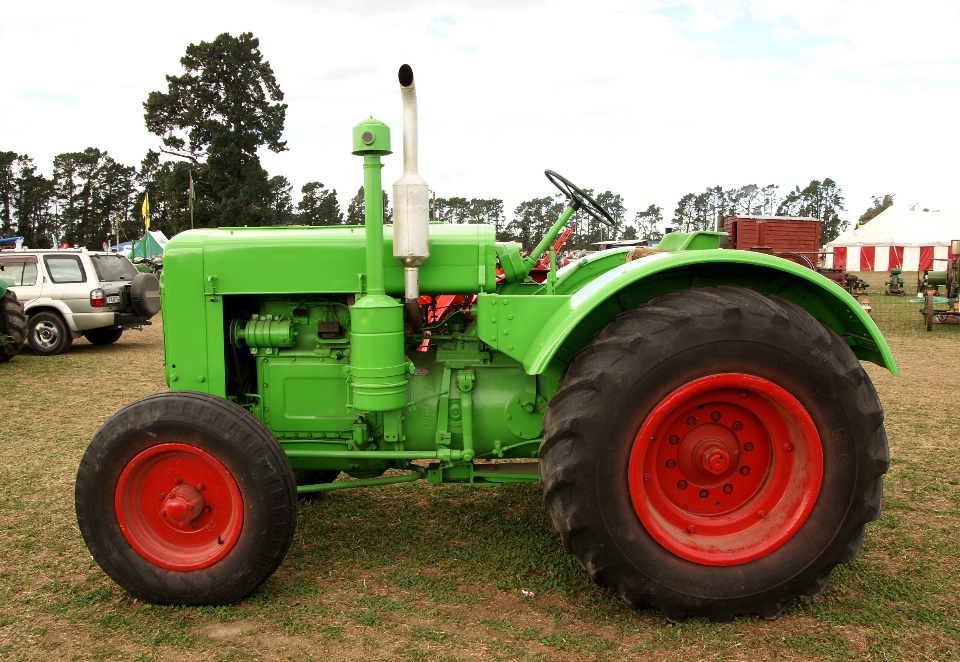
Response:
129,231,168,259
825,208,960,271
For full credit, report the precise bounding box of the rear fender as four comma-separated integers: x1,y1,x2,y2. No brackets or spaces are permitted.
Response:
524,249,897,376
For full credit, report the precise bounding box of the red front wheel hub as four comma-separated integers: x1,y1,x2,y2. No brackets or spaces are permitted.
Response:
115,443,244,571
628,374,823,566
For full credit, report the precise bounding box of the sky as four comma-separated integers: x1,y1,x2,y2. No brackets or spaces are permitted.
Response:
3,0,960,229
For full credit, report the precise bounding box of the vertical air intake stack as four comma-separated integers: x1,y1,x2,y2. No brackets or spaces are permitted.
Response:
349,118,408,412
392,64,430,327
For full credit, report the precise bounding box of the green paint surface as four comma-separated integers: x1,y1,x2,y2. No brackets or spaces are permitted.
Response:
159,170,894,484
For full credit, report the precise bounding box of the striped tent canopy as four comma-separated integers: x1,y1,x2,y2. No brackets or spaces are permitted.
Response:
824,207,960,271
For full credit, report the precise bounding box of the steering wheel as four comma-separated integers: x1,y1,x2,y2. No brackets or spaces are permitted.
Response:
545,170,615,227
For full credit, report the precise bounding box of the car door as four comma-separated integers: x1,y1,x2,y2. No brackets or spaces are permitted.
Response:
42,254,90,313
0,254,43,304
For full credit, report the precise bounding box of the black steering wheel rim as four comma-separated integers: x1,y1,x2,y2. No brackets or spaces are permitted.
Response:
544,169,615,227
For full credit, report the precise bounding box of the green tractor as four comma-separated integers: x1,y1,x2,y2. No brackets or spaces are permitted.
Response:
76,66,893,622
0,264,27,362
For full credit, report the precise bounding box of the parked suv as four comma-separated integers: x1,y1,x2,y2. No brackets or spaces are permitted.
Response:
0,248,160,356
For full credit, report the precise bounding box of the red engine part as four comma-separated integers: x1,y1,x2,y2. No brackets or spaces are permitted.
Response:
415,294,477,351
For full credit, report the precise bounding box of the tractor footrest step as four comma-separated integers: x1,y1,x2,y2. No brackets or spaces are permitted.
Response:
426,461,540,485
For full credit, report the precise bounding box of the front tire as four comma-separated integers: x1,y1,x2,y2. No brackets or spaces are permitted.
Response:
27,311,72,355
539,286,888,621
75,391,298,605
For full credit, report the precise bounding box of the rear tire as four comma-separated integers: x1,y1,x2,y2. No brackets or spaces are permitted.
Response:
539,285,888,622
27,311,72,356
75,391,298,605
0,291,27,362
83,327,123,345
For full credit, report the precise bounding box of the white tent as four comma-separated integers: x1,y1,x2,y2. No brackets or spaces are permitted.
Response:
824,208,960,271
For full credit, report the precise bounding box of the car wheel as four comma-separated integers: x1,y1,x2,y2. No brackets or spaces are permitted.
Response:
0,290,28,362
28,311,72,356
539,285,888,622
75,391,298,605
83,327,123,345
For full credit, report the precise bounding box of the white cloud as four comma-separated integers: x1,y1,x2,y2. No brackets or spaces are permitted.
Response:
0,0,958,233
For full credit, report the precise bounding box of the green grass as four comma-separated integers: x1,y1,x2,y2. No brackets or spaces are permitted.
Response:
0,315,958,660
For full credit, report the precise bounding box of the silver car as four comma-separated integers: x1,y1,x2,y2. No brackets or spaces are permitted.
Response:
0,248,160,355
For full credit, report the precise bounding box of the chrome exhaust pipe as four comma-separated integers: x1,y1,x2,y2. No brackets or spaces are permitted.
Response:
392,64,430,329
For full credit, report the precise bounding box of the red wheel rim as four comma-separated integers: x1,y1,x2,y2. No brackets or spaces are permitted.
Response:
115,443,243,571
628,374,823,566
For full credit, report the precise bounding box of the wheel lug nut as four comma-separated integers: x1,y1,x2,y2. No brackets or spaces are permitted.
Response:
677,480,688,490
740,466,751,476
642,473,650,483
738,390,748,398
160,510,166,517
782,442,793,452
665,459,676,469
723,484,733,494
197,483,205,490
686,417,697,426
699,489,709,499
732,421,743,431
669,435,680,445
204,505,212,512
710,411,721,421
757,509,767,519
743,442,754,452
159,493,166,500
686,524,696,534
175,476,182,485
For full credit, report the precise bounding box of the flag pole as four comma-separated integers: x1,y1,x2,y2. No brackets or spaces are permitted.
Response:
189,169,195,229
140,192,151,259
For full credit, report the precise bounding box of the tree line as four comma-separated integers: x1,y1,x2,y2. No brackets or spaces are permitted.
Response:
1,32,860,251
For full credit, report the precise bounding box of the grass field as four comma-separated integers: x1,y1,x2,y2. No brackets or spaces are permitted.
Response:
1,293,959,661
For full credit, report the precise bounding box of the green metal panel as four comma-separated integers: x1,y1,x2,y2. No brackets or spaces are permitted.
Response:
203,295,227,395
164,224,496,296
162,231,219,394
523,249,898,376
475,294,568,364
656,231,726,251
260,359,352,433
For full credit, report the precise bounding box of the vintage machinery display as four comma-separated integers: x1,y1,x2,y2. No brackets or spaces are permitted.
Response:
723,215,820,268
884,268,905,296
76,66,894,622
722,217,873,303
918,240,960,330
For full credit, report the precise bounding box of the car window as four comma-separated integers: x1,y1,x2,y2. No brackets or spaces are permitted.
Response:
90,254,139,282
22,261,37,285
0,256,38,286
0,261,24,284
44,256,87,283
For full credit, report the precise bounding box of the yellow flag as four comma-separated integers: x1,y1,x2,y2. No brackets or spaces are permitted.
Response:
142,193,151,232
